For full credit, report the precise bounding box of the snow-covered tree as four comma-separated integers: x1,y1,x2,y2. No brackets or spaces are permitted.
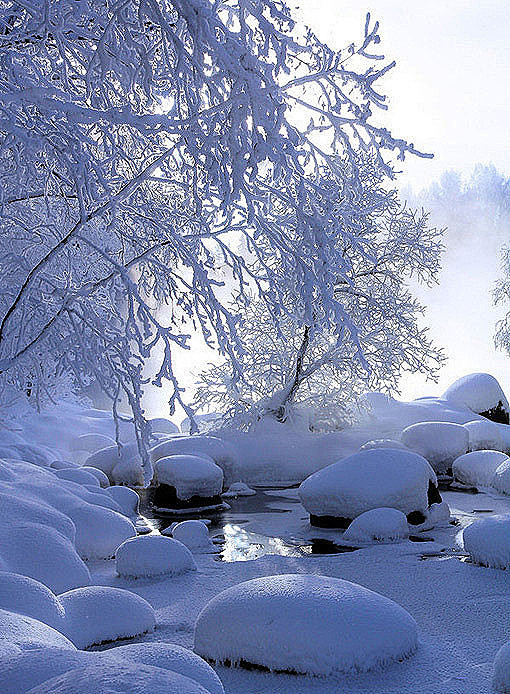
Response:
0,2,430,481
194,153,444,431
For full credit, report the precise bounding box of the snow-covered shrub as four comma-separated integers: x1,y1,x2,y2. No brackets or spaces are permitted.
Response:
111,458,144,487
464,419,504,452
452,450,509,488
463,515,510,569
154,456,223,501
298,448,438,526
493,639,510,693
0,608,75,654
194,574,418,675
116,536,196,579
222,482,257,498
442,373,509,422
172,521,215,554
400,421,469,473
59,587,155,648
342,508,409,543
0,572,65,631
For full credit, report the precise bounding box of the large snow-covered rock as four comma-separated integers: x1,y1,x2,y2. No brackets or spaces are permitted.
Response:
154,455,223,501
106,485,140,519
54,467,101,487
442,373,510,423
172,521,215,553
400,421,469,473
298,448,439,527
59,586,156,648
464,419,504,452
150,436,237,483
116,535,197,578
452,450,509,488
0,608,75,654
68,503,136,560
69,433,116,454
84,442,141,482
194,574,418,675
463,515,510,569
493,639,510,693
26,663,212,694
0,572,65,631
342,508,409,543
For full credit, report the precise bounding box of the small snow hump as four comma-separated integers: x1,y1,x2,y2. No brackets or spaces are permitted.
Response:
442,373,510,423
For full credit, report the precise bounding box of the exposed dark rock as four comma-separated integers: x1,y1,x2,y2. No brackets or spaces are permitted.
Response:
309,514,351,529
427,480,443,506
479,401,509,424
152,483,223,511
406,510,427,525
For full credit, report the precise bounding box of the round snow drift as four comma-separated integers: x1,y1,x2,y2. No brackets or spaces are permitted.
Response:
26,663,212,694
154,455,223,500
343,508,409,543
194,574,418,675
0,572,65,631
59,586,155,648
464,419,504,452
298,448,438,526
442,372,509,420
116,535,196,578
463,515,510,569
0,608,76,654
172,521,215,553
493,639,510,693
453,450,509,488
400,422,469,473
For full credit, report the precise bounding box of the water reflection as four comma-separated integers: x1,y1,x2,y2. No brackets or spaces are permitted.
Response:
219,524,301,562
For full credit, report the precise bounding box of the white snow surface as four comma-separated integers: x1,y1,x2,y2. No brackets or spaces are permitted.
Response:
59,586,156,648
150,436,237,484
442,373,509,414
221,482,257,498
116,535,197,578
359,439,409,451
155,455,223,500
492,460,510,495
194,573,418,675
400,422,469,473
452,450,509,488
0,609,75,655
298,448,436,520
149,418,180,435
463,515,510,569
54,467,101,487
106,485,140,518
0,572,65,632
172,521,216,553
493,640,510,693
464,419,504,452
342,508,409,544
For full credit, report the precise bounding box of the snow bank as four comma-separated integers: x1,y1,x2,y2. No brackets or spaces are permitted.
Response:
54,467,101,487
452,450,509,488
492,459,510,495
116,535,197,578
442,373,509,418
342,508,409,543
81,466,110,487
151,436,237,483
359,439,408,451
400,421,469,473
0,608,75,654
0,572,65,631
26,663,212,694
493,639,510,693
298,448,437,525
0,648,92,694
464,419,504,452
69,433,115,453
149,418,180,435
222,482,257,498
463,515,510,569
172,521,215,553
154,455,223,500
194,574,418,675
59,586,156,648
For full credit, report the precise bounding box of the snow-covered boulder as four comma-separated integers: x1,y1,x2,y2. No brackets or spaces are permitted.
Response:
0,572,65,631
400,421,469,473
50,459,81,470
452,450,509,488
194,574,418,675
54,467,101,487
342,508,409,543
68,503,135,560
106,485,140,518
493,639,510,693
492,459,510,495
0,608,75,655
221,482,256,498
100,643,224,694
150,435,237,484
26,663,212,694
81,466,110,488
84,442,141,482
463,515,510,569
359,439,408,451
298,448,440,527
172,521,215,553
0,648,93,694
464,419,504,452
116,535,196,578
153,455,223,511
59,586,156,648
442,373,510,423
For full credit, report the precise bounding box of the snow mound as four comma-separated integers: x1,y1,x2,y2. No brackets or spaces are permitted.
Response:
84,442,141,481
442,373,509,418
100,643,224,694
452,450,509,488
149,418,180,435
172,521,215,553
81,466,110,487
69,433,115,453
50,459,81,470
69,503,135,560
154,455,223,500
343,508,409,543
194,574,418,675
26,662,212,694
400,421,469,473
492,459,510,495
54,467,101,487
464,419,504,452
0,647,92,694
59,586,156,648
116,535,196,578
359,439,408,451
0,608,75,654
106,485,140,518
0,572,65,631
222,482,256,498
493,639,510,693
150,436,237,484
463,515,510,569
298,448,437,525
